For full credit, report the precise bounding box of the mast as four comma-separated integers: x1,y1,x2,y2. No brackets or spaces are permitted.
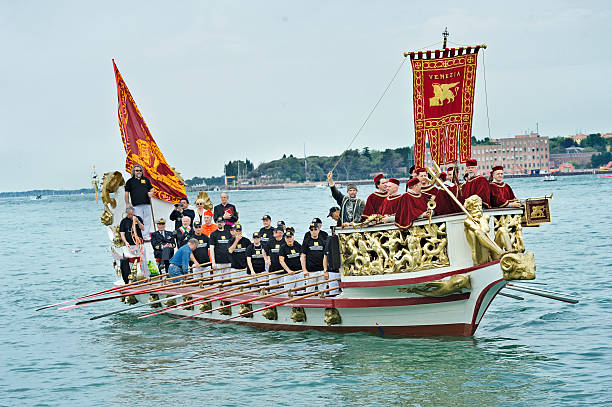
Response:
442,27,449,48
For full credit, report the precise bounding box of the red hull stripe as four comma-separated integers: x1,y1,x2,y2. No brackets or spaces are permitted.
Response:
470,278,505,331
340,260,501,288
184,316,476,337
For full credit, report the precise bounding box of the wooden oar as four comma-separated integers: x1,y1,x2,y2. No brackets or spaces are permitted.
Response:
171,275,338,324
137,270,289,319
505,283,579,304
60,266,233,310
191,285,338,331
89,267,246,321
35,272,170,311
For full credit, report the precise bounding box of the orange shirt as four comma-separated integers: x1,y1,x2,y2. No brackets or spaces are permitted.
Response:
201,224,217,236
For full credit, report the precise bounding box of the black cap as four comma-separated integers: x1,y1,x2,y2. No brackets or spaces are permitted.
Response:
285,230,294,237
286,226,295,233
252,232,260,238
193,221,202,227
232,224,242,231
312,217,322,224
274,226,284,232
262,215,271,221
277,220,285,226
216,216,224,223
309,223,318,231
327,206,340,217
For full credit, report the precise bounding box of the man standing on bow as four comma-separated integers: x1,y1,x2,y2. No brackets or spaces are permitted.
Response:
124,164,155,239
327,171,365,225
362,173,387,219
213,192,239,228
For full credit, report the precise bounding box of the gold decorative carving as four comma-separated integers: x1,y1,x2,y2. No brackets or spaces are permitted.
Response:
196,191,214,211
100,171,125,226
500,252,536,281
324,308,342,325
262,307,278,320
199,301,212,312
219,301,232,316
338,223,449,276
464,196,505,265
290,307,307,322
352,214,384,228
163,297,177,307
239,303,253,317
494,214,525,253
148,294,161,308
111,225,123,248
182,296,194,311
397,274,471,297
125,295,138,305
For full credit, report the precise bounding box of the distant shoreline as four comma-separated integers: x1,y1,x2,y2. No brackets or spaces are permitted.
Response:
3,169,609,196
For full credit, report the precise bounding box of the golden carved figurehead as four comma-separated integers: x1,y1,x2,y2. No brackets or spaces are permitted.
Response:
464,195,484,218
100,171,125,226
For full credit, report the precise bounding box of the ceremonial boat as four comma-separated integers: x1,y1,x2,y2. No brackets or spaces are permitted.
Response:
94,44,557,337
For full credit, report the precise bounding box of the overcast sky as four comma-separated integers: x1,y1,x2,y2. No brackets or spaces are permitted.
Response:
1,0,610,191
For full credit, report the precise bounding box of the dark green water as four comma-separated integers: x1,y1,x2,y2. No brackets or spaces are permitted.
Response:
2,175,611,406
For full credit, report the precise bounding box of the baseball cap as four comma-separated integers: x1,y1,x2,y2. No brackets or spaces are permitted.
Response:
262,215,271,221
327,207,340,217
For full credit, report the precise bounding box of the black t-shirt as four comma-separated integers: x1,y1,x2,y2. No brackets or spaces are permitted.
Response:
209,229,232,264
324,236,340,272
302,230,328,246
266,238,285,272
259,226,274,244
302,235,326,271
192,233,210,264
124,177,153,206
246,243,266,274
229,236,251,269
279,242,302,272
119,215,144,246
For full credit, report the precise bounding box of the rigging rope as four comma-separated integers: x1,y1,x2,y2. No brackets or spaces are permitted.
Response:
329,40,442,175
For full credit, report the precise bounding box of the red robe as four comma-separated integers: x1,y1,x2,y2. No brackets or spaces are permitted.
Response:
395,191,428,230
462,175,491,208
362,191,387,218
421,184,438,200
489,182,517,207
379,193,403,216
435,183,464,216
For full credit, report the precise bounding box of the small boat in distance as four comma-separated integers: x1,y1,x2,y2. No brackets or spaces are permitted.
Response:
31,194,43,200
542,175,556,182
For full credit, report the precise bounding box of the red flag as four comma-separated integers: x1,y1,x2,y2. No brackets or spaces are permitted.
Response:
113,60,186,203
410,47,480,167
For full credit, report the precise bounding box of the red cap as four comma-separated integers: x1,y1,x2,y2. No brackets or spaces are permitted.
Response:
466,159,477,166
415,167,426,174
204,209,213,216
407,177,420,188
492,165,503,172
440,172,447,181
388,178,400,186
373,173,384,183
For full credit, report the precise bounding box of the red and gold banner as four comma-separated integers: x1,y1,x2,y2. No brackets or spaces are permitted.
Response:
113,60,186,203
410,47,480,167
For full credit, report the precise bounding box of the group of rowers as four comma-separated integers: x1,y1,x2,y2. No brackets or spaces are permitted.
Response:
328,158,520,230
118,159,519,295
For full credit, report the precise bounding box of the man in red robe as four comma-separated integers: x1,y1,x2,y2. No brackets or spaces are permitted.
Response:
379,178,402,221
434,167,464,215
416,167,438,200
362,173,388,218
395,178,430,230
489,165,521,208
462,159,491,208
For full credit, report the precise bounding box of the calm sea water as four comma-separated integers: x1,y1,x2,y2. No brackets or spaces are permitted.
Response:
1,175,611,406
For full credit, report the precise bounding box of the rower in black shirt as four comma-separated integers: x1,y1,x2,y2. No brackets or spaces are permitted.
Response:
265,226,286,291
228,224,251,281
246,232,270,284
302,217,328,245
190,221,211,276
209,216,232,275
301,223,326,292
259,214,274,245
278,229,302,291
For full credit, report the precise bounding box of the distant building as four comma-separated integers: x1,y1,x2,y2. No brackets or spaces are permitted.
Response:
571,134,588,144
423,133,550,174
